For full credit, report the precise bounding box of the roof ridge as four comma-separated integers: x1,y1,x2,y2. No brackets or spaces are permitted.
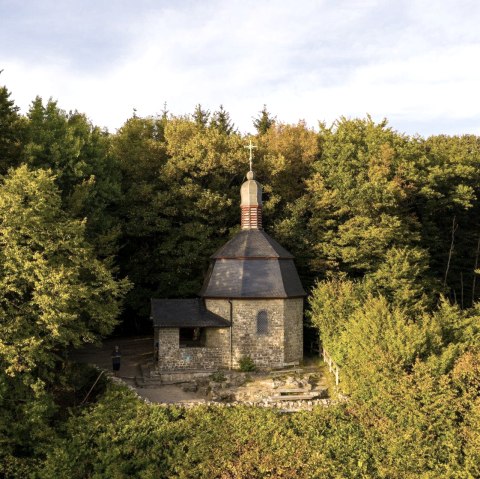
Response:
211,229,293,259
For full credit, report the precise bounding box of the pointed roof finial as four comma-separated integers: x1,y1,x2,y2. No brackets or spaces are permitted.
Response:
244,139,257,172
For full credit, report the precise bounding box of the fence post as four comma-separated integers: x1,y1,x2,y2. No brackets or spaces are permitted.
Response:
322,348,340,386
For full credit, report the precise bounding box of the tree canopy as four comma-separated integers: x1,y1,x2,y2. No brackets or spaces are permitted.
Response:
1,85,480,478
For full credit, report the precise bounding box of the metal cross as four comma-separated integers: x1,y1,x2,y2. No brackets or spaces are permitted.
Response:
244,140,257,171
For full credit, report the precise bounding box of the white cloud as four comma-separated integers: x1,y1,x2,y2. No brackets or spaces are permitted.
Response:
2,0,480,136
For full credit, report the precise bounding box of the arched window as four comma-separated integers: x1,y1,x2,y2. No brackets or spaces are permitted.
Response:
256,310,268,335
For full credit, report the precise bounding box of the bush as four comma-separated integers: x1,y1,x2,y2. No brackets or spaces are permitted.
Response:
210,371,227,382
238,356,256,372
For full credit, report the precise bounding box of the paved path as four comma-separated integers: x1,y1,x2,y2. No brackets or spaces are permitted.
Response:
71,336,205,404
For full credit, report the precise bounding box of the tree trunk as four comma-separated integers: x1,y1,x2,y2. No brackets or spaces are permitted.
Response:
443,216,458,290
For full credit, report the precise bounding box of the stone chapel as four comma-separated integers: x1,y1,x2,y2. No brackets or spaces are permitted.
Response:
151,162,306,371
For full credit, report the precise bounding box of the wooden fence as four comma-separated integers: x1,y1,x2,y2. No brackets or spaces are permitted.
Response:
322,348,340,386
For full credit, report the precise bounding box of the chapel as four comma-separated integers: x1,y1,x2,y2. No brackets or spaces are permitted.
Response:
151,158,305,371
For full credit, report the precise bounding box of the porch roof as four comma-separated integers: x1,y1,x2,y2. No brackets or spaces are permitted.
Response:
151,298,230,328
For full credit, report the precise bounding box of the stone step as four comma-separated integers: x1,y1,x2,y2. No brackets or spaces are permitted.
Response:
281,361,300,367
270,368,303,376
276,388,308,394
269,393,319,401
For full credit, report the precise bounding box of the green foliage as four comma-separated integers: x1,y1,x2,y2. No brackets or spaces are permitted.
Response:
308,276,367,362
193,103,210,129
112,115,247,320
0,165,130,469
1,84,480,477
0,85,23,174
0,166,130,371
303,118,422,276
253,104,275,135
310,276,480,387
365,246,433,313
21,97,122,259
310,275,480,477
209,371,227,382
34,384,372,479
238,355,256,372
29,369,479,479
210,104,235,135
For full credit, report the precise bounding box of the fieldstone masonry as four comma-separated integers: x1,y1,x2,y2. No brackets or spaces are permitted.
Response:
157,328,224,371
152,165,306,372
156,298,303,371
205,298,303,369
283,298,304,363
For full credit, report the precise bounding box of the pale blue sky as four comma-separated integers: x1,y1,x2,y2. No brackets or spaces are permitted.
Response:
1,0,480,136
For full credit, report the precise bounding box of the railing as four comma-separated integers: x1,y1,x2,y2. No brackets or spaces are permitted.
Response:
322,348,340,386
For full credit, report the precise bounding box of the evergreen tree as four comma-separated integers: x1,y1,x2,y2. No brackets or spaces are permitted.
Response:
192,104,210,129
210,105,235,135
22,97,122,258
0,85,23,174
253,104,275,134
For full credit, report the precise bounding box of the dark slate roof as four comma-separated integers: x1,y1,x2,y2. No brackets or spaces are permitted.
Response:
151,298,230,328
211,229,293,259
201,229,306,298
199,258,306,298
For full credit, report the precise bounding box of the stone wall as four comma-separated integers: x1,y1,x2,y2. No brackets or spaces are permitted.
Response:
156,297,304,372
204,299,232,368
283,298,304,364
232,299,285,368
205,327,231,367
207,298,292,369
156,328,224,371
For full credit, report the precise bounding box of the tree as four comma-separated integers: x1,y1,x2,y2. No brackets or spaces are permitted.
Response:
252,104,275,135
0,85,23,174
22,97,122,258
411,134,480,305
192,104,210,129
0,165,130,467
112,114,248,324
210,105,235,135
364,246,434,313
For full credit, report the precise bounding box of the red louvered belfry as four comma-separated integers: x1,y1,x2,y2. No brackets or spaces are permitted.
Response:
241,204,262,229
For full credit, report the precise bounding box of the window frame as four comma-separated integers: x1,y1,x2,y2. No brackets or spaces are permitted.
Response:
256,310,269,336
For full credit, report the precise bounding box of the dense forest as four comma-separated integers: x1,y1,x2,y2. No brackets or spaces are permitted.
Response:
0,83,479,478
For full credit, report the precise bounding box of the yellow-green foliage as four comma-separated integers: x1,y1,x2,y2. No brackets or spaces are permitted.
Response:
36,384,373,479
0,165,130,377
1,86,480,478
309,276,480,478
0,165,130,471
32,369,480,479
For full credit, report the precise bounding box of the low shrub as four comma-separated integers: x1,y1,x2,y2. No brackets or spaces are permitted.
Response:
238,356,256,372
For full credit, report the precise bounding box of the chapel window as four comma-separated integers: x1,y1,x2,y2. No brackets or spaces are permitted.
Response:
256,310,268,335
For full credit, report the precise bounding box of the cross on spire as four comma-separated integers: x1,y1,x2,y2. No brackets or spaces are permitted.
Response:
244,140,257,171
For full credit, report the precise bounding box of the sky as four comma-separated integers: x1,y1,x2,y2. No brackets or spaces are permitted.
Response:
1,0,480,136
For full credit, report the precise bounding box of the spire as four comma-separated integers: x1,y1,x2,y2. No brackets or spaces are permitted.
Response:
240,141,262,229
